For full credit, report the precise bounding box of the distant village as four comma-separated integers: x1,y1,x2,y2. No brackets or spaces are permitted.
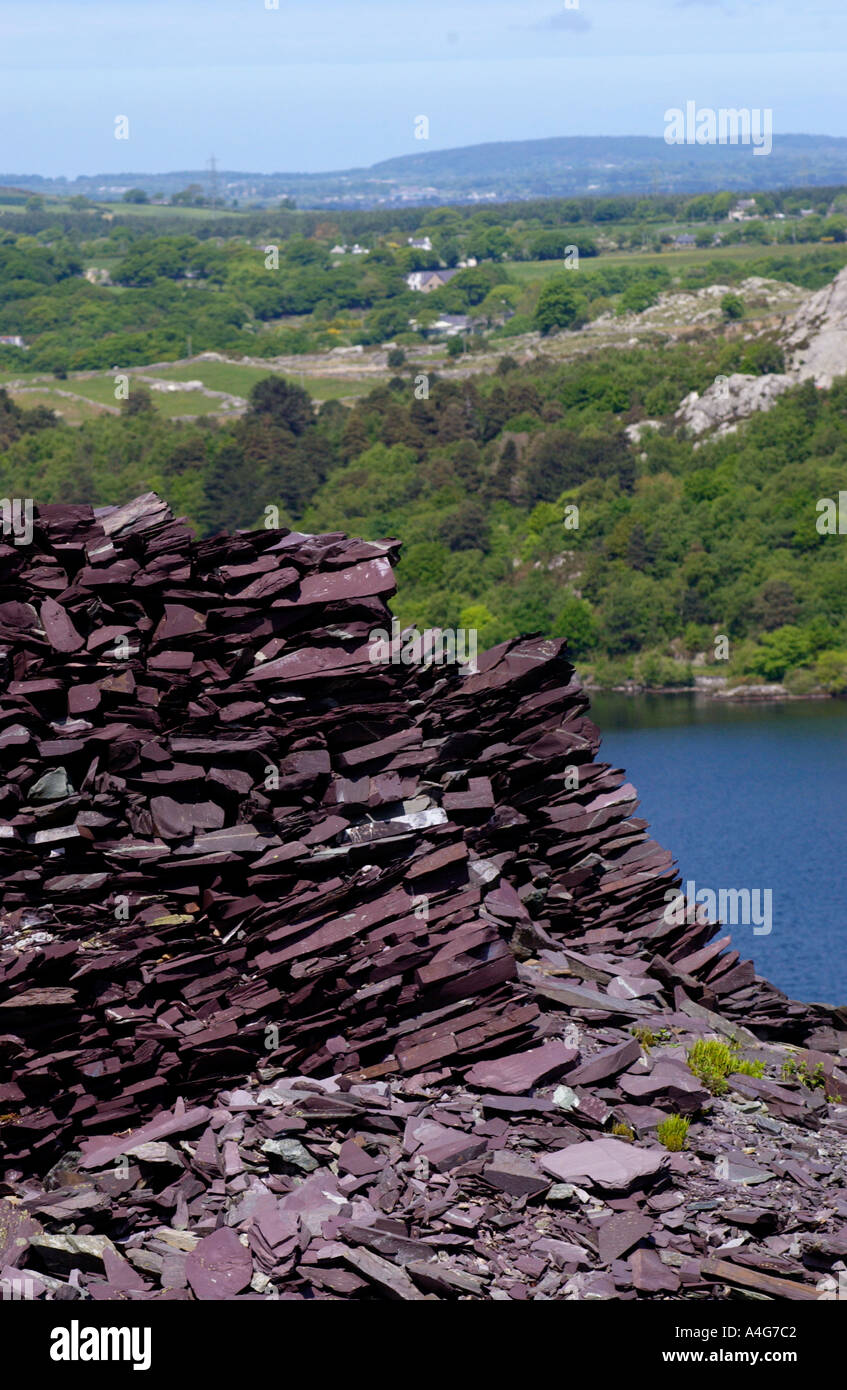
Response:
0,185,844,357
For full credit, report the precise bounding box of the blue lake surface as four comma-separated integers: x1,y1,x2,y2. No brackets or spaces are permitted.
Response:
589,694,847,1007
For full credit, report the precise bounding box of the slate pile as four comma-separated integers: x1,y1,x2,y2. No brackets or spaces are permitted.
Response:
2,494,847,1300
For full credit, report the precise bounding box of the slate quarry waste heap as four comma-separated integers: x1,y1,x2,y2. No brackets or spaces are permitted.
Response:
2,495,847,1301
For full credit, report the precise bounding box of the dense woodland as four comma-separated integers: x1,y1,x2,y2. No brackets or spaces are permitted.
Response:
2,336,846,695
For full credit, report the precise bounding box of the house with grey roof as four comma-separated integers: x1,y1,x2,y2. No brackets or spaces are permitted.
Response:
405,268,461,293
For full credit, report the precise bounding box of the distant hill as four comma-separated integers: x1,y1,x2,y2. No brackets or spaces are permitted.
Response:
5,134,847,208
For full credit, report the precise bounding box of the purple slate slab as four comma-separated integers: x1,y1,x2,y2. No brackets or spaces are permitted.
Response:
78,1103,212,1169
414,1122,489,1173
619,1061,709,1111
464,1041,578,1095
150,796,225,838
39,597,84,652
564,1038,642,1086
101,1246,150,1292
540,1138,666,1189
185,1226,253,1300
630,1247,681,1293
597,1211,654,1264
338,1139,382,1177
483,1150,550,1197
297,558,395,604
153,604,206,641
276,1174,346,1235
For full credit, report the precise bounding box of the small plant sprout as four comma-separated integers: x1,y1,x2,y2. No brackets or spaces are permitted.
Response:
657,1115,690,1152
611,1121,635,1141
687,1038,764,1096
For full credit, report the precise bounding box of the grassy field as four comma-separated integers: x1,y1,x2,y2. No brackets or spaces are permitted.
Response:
65,376,236,418
59,376,123,407
4,375,230,422
297,375,374,401
148,360,373,401
2,362,374,422
152,391,237,418
97,202,241,221
8,389,110,425
0,369,38,385
0,199,241,221
507,240,847,285
149,362,273,395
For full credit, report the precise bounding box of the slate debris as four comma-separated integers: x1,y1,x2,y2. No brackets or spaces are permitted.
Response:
1,495,847,1301
3,1053,847,1303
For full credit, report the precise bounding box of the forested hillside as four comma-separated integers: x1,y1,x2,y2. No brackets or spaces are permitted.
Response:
3,338,846,695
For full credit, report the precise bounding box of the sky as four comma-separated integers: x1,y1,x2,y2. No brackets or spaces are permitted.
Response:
1,0,846,177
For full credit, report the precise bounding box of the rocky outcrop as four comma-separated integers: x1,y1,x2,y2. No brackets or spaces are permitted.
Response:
675,265,847,436
783,264,847,385
676,372,793,437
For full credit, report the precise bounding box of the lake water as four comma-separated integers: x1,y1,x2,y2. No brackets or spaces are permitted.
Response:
589,693,847,1007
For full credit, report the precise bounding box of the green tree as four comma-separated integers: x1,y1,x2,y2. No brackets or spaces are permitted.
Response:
123,385,154,416
533,278,589,334
618,281,660,314
602,576,667,653
739,338,785,374
552,597,598,656
248,376,314,434
752,579,798,630
814,650,847,693
750,625,814,680
199,440,262,534
439,502,490,552
822,216,847,243
626,522,649,570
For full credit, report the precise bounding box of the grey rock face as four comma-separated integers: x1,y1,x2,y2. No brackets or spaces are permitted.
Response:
676,373,794,436
675,266,847,436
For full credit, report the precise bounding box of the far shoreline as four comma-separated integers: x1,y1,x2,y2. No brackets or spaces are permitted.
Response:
584,680,841,702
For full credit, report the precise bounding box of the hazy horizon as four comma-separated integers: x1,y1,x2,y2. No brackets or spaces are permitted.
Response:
5,131,847,185
1,0,845,178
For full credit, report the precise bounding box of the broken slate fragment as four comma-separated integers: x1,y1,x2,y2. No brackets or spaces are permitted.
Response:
483,1150,550,1198
597,1211,654,1264
464,1040,578,1095
540,1138,666,1189
565,1038,642,1086
185,1227,253,1301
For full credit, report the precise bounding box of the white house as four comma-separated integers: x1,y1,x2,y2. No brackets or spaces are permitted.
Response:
431,313,471,336
405,268,461,293
728,198,758,222
409,313,469,336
